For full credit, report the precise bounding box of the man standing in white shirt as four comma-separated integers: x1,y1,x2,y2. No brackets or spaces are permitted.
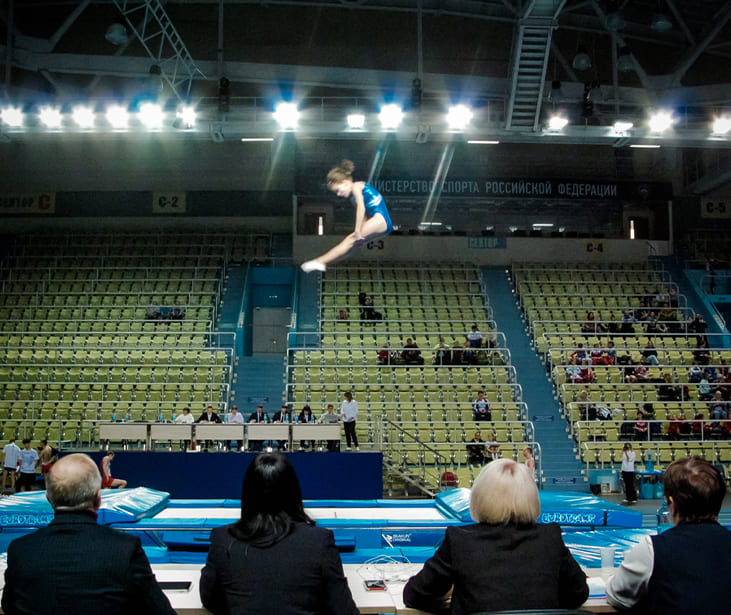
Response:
340,392,359,451
2,439,21,493
16,439,39,492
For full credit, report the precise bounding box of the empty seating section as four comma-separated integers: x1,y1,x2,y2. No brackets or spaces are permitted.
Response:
0,233,238,448
288,263,535,489
514,262,731,475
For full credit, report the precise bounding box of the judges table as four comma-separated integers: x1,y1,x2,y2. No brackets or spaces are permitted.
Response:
153,564,615,614
149,424,193,443
246,423,290,444
195,424,244,442
292,423,341,443
99,422,149,446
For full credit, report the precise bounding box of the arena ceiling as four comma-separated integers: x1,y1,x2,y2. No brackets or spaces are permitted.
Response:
1,0,731,149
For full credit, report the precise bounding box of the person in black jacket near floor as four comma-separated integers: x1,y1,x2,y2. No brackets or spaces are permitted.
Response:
403,458,588,615
1,453,175,615
200,452,358,615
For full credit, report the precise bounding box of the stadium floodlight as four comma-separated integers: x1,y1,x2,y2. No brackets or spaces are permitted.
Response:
613,120,634,133
106,105,129,129
1,107,24,127
273,102,299,129
379,104,403,130
39,106,63,129
72,106,95,129
138,103,164,129
446,104,473,130
712,116,731,135
547,115,569,130
648,111,673,133
346,112,366,129
175,106,197,129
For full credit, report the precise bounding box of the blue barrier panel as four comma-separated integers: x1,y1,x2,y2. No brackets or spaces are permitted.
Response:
79,452,383,500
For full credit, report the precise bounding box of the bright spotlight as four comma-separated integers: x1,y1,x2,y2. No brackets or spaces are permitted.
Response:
106,105,129,129
446,104,473,130
1,107,24,127
712,116,731,135
613,120,634,133
379,104,403,130
138,103,164,129
175,106,197,128
39,106,63,129
547,115,569,130
648,111,673,133
72,106,95,129
346,112,365,129
273,102,299,129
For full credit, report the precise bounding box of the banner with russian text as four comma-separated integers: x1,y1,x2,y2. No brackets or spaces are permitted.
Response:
0,193,56,215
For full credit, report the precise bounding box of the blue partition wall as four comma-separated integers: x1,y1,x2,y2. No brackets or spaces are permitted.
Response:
80,452,383,499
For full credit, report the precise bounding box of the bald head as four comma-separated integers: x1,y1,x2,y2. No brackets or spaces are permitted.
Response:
46,454,102,512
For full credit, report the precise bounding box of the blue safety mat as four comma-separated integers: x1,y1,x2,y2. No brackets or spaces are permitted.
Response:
0,487,169,527
435,489,643,528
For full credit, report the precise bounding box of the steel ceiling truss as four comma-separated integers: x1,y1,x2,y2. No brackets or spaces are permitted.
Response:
110,0,204,99
505,0,566,132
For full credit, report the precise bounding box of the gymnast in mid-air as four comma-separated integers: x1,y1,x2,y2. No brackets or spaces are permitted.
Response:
301,159,392,272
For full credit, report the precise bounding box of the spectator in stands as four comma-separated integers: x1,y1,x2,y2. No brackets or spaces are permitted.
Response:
450,337,465,365
688,312,708,340
626,363,650,383
1,453,176,615
698,376,713,401
377,343,390,365
620,443,637,503
2,439,20,494
637,402,655,421
581,311,606,334
467,324,483,348
576,388,595,421
16,439,39,492
566,357,583,383
403,459,588,615
620,310,637,334
319,404,340,452
605,340,617,365
666,413,682,441
402,338,424,365
658,373,681,402
633,420,648,441
693,337,711,366
100,451,127,489
578,359,595,384
689,364,703,383
466,431,486,465
691,412,707,440
590,343,607,365
606,457,731,613
486,431,501,461
433,336,451,366
226,405,245,451
641,341,660,366
461,337,476,364
341,391,359,451
571,343,588,362
472,391,491,421
709,390,728,420
360,294,380,322
201,453,358,615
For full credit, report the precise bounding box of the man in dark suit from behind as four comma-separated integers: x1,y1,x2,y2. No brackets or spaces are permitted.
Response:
1,453,175,615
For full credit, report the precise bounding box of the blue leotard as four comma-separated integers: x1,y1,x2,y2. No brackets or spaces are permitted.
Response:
350,183,392,234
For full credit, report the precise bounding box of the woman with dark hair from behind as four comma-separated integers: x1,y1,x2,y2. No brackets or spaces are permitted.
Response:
200,453,358,615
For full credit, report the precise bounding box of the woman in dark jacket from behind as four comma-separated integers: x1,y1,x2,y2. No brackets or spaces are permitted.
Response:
403,458,589,615
200,453,358,615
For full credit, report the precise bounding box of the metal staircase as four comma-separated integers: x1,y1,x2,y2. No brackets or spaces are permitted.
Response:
111,0,204,99
505,1,566,132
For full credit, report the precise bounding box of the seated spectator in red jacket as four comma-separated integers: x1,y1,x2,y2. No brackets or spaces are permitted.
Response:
589,343,607,365
571,344,588,363
578,360,595,384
